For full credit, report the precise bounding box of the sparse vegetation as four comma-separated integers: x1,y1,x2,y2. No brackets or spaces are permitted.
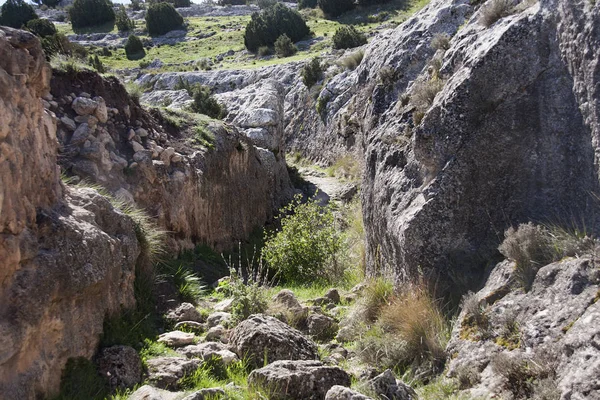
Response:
431,32,450,51
69,0,115,31
244,3,310,52
332,25,367,49
115,5,135,32
301,57,323,88
339,49,364,70
0,0,37,29
26,18,57,38
410,78,445,119
479,0,514,27
145,2,184,36
190,85,226,119
54,357,108,400
298,0,318,9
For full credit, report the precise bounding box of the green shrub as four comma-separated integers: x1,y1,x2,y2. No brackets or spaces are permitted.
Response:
410,78,445,117
88,54,105,73
257,45,272,57
42,33,87,59
332,25,367,49
0,0,38,29
274,33,297,57
262,194,344,284
298,0,318,9
301,57,322,88
115,5,135,32
244,3,310,52
54,357,108,400
124,34,146,60
69,0,115,30
229,274,269,321
190,85,226,119
26,18,57,38
145,2,184,36
130,0,143,11
318,0,354,18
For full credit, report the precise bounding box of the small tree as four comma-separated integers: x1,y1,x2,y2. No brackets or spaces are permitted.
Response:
69,0,115,30
115,5,135,32
318,0,354,18
0,0,38,29
26,18,57,38
301,57,322,88
89,54,106,72
332,25,367,49
130,0,143,11
145,2,184,36
274,34,297,57
124,34,146,60
244,3,310,52
263,195,344,284
191,85,225,119
173,0,191,7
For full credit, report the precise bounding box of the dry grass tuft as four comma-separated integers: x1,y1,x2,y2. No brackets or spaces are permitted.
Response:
479,0,515,27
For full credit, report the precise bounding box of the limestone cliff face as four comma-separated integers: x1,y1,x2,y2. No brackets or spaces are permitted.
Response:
0,27,140,399
51,71,293,251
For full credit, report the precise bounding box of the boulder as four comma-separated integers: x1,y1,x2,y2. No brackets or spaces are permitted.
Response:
205,325,228,343
71,96,98,115
94,96,108,123
178,342,238,365
248,360,351,400
95,345,142,391
272,289,302,310
166,303,204,323
70,123,92,145
229,314,318,368
307,313,338,341
206,312,232,328
325,386,372,400
214,298,234,312
157,331,196,347
367,370,416,400
146,357,201,390
129,384,181,400
182,388,226,400
324,289,341,304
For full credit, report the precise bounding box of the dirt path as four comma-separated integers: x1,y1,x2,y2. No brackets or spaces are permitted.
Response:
297,167,357,206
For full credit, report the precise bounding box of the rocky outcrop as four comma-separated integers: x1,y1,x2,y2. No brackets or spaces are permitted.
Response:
248,360,351,400
0,28,141,399
229,314,319,368
447,256,600,399
51,69,292,251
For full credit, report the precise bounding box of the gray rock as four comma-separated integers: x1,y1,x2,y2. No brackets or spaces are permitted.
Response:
214,298,234,312
324,288,341,304
367,370,416,400
307,313,338,341
95,345,142,391
129,384,181,400
229,314,318,368
206,311,232,328
166,303,204,323
205,325,228,343
94,96,108,123
157,331,196,347
182,388,226,400
174,321,205,333
70,123,92,145
248,360,351,400
146,357,201,390
71,97,98,116
325,386,373,400
60,116,77,131
178,342,238,365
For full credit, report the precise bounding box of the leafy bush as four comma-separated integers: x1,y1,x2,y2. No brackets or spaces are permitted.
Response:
145,2,184,36
229,274,269,321
0,0,38,29
42,33,87,59
274,33,297,57
298,0,318,9
359,0,392,4
26,18,57,38
257,45,272,56
479,0,514,27
318,0,354,18
115,5,135,32
124,34,146,60
301,57,323,88
332,25,367,49
244,3,310,52
262,194,344,284
190,85,226,119
173,0,192,7
69,0,115,30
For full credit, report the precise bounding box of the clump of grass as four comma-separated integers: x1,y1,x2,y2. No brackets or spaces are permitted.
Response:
338,49,364,70
156,261,207,304
499,222,597,291
139,339,179,362
479,0,515,27
459,291,491,341
361,277,394,323
327,154,361,181
410,78,446,117
193,123,216,150
50,54,89,74
430,33,451,51
491,350,558,399
125,81,143,105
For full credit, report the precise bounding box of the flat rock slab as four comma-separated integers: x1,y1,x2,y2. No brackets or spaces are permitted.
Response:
158,331,196,347
146,357,201,390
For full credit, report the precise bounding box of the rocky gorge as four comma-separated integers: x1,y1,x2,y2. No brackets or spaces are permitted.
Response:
2,0,600,398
